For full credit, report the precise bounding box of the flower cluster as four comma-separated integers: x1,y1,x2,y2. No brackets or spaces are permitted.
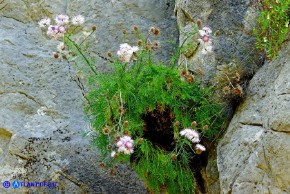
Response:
38,14,85,39
117,43,139,63
180,128,206,154
180,128,200,143
115,135,134,155
198,26,213,55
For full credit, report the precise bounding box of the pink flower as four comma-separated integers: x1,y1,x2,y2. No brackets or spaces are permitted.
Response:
47,25,66,39
72,15,85,26
202,26,212,34
38,17,51,28
116,135,134,155
198,26,213,55
180,128,200,143
117,43,139,63
55,14,69,25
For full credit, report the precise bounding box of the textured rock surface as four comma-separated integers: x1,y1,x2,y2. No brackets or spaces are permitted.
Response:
174,0,260,80
217,41,290,194
0,0,177,193
174,1,261,193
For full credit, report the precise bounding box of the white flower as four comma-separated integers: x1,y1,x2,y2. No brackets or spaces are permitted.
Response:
55,14,69,25
57,42,65,52
116,135,134,155
117,43,139,63
180,128,200,143
111,151,116,157
195,144,206,154
201,45,213,55
38,17,51,28
72,15,85,25
202,26,212,34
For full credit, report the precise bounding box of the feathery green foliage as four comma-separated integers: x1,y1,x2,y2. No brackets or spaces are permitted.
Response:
84,33,225,193
254,0,290,59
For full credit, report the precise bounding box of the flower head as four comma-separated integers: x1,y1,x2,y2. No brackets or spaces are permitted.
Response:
198,26,213,55
116,135,134,155
117,43,139,63
180,128,200,143
111,151,116,157
55,14,69,25
195,144,206,154
38,17,51,28
47,25,66,39
57,42,65,52
72,15,85,26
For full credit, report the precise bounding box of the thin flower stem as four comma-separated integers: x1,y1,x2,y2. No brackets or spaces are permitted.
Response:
80,30,95,46
118,91,123,132
65,36,97,75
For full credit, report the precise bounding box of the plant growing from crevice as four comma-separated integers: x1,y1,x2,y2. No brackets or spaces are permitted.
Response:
38,14,226,194
254,0,290,60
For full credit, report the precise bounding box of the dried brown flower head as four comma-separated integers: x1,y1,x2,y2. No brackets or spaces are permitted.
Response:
186,74,194,84
133,25,139,31
107,51,113,57
102,126,111,135
223,86,231,95
118,106,125,115
171,153,177,159
92,25,97,31
175,121,181,127
151,41,161,51
191,121,197,128
196,19,202,28
124,120,129,127
181,69,187,77
233,85,243,96
53,52,59,59
137,39,142,46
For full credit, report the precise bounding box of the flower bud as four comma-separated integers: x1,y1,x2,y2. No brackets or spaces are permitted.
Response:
133,25,139,31
191,121,197,128
171,153,177,159
53,52,59,59
124,121,129,127
92,25,97,31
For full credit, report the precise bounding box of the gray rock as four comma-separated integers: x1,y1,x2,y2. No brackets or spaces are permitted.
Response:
174,0,260,81
217,41,290,194
0,0,177,193
174,1,262,193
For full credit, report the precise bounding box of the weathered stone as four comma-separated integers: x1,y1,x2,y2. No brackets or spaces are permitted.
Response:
217,41,290,194
175,0,260,81
174,1,262,193
0,0,177,193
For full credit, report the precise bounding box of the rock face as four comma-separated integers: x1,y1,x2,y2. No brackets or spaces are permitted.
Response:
217,41,290,194
0,0,177,193
174,0,260,80
174,0,261,193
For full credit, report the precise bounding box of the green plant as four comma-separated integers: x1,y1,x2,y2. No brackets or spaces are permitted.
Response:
85,28,225,193
254,0,290,59
38,15,226,193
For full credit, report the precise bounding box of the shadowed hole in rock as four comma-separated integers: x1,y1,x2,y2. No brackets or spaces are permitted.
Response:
130,105,209,192
141,105,175,151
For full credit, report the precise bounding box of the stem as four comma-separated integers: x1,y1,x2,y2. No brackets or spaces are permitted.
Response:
118,91,123,132
80,30,95,46
65,36,98,75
